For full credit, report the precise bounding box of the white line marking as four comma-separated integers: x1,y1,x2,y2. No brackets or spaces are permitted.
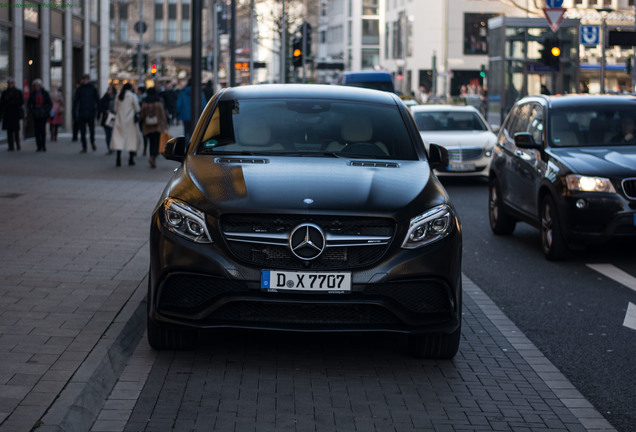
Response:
587,263,636,332
586,263,636,293
624,303,636,331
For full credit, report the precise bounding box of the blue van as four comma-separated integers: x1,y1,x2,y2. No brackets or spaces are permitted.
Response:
341,71,396,93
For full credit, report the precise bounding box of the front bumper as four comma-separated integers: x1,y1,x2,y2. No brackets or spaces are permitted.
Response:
148,213,462,335
559,192,636,244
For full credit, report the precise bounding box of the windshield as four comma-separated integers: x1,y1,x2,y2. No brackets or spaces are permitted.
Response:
550,106,636,147
197,98,418,160
413,110,487,132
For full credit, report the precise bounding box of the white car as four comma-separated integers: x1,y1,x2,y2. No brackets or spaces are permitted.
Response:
411,105,496,177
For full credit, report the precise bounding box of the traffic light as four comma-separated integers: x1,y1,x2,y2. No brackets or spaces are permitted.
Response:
480,64,486,78
303,22,312,57
541,38,561,68
292,37,303,68
151,63,157,75
143,54,149,73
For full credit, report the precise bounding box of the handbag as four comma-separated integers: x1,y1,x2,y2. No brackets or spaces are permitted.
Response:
105,112,116,128
145,103,158,125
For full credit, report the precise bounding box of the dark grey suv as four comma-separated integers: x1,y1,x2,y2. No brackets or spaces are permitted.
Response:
488,94,636,260
148,84,463,358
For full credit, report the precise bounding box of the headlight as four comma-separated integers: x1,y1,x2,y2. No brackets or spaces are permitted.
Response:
161,198,213,243
401,204,453,249
565,174,616,193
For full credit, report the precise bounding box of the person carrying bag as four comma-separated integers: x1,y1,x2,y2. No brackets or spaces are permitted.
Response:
140,87,169,168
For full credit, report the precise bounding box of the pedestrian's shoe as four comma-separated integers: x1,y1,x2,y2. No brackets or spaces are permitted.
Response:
80,148,87,153
91,142,96,151
149,157,156,168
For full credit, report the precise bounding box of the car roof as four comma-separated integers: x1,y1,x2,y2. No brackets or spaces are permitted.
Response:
410,104,480,113
519,94,636,109
219,83,400,105
343,71,393,81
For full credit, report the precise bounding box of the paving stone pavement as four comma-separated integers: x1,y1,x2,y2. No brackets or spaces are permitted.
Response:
0,128,618,432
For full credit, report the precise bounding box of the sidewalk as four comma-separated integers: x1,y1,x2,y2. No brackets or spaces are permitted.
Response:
0,126,181,432
0,127,618,432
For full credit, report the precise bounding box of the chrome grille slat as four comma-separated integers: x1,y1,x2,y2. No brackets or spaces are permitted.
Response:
446,147,484,162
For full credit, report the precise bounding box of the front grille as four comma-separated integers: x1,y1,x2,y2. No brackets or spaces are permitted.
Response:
447,147,484,162
622,178,636,199
220,215,395,269
158,274,452,325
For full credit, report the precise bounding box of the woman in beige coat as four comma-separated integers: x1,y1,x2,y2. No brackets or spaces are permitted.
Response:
110,83,142,166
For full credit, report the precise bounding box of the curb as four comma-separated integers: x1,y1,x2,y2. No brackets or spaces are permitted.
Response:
36,280,147,432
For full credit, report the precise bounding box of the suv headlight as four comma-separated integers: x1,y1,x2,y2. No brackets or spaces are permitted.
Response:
402,204,453,249
161,198,213,243
565,174,616,193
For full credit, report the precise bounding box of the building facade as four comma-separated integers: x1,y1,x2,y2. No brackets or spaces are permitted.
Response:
0,0,109,138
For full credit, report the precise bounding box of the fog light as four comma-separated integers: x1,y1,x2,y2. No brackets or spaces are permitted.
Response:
575,199,587,209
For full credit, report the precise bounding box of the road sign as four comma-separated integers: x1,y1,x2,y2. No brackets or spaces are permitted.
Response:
134,21,147,34
543,8,566,33
581,25,600,46
546,0,563,8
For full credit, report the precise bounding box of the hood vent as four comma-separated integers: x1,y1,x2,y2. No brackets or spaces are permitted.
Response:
216,157,269,164
350,161,399,168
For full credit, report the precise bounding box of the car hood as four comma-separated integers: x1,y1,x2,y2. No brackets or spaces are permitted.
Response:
176,156,443,220
549,146,636,177
419,131,496,148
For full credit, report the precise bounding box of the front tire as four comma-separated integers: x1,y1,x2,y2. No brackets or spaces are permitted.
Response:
408,326,461,359
540,195,568,261
488,180,516,235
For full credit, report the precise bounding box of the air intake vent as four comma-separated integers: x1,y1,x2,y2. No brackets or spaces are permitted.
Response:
350,161,399,168
216,158,269,164
622,178,636,199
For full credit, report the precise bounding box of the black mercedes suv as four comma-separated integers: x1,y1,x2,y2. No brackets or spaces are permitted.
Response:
148,84,463,358
488,94,636,260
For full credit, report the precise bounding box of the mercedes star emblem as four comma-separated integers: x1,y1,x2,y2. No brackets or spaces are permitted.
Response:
289,223,326,260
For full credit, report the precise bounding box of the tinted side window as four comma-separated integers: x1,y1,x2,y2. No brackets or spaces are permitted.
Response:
526,104,544,145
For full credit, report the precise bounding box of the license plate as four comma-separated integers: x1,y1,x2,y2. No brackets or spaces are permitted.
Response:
261,270,351,293
448,163,476,172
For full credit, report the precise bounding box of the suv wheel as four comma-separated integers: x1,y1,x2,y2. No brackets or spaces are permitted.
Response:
488,180,516,235
408,326,461,359
540,195,568,261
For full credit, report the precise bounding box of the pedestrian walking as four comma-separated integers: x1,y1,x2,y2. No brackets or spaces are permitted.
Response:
71,80,80,141
48,86,64,142
176,79,205,144
0,77,25,151
136,86,149,155
98,84,117,155
140,87,169,169
27,79,52,152
110,83,142,167
73,74,100,153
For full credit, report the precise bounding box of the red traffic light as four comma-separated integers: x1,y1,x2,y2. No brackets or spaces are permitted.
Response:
151,64,157,74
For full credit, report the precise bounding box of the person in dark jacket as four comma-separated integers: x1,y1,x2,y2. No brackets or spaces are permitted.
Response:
73,74,100,153
98,84,117,154
27,79,53,152
176,79,206,144
0,77,24,151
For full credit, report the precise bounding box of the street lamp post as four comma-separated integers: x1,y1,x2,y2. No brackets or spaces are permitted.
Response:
597,8,612,94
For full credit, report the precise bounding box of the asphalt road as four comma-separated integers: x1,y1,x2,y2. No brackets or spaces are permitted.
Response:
440,176,636,432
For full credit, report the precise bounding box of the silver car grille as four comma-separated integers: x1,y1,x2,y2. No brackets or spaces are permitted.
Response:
220,214,395,270
446,147,484,162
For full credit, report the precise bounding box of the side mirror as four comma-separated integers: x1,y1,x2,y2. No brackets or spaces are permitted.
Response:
163,136,187,162
428,143,449,170
514,132,542,150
